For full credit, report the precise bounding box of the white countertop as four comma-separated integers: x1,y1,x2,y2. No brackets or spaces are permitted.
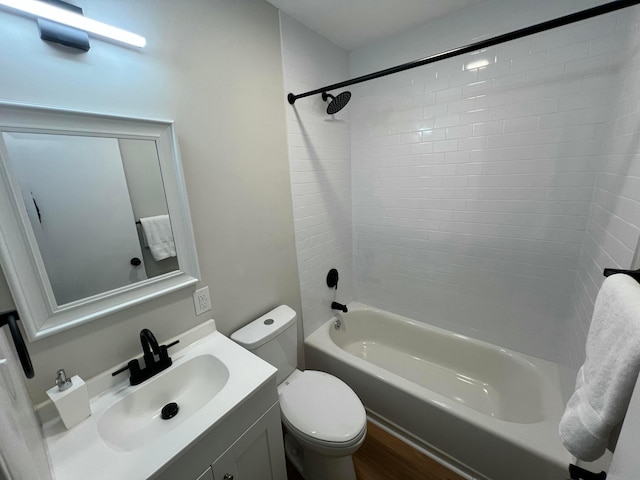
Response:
42,320,277,480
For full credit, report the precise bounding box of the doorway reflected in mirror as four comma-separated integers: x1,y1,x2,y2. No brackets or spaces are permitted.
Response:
2,132,178,306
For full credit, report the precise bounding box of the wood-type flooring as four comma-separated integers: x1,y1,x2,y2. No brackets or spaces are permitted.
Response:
285,421,466,480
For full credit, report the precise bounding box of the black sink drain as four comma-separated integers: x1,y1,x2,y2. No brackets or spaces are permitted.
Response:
161,402,179,420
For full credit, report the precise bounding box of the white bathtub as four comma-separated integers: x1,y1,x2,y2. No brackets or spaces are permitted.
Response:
305,303,572,480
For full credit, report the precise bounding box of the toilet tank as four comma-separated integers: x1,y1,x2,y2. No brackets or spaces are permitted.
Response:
231,305,297,384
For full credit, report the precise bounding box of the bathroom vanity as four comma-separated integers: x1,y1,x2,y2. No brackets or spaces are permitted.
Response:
41,320,287,480
162,401,283,480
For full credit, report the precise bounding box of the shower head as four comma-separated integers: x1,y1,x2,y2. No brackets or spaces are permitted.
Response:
322,91,351,115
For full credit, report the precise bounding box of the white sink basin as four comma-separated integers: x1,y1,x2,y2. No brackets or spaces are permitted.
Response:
97,354,229,452
43,322,278,480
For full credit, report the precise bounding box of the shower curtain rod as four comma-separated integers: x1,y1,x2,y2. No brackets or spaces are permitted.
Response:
287,0,640,105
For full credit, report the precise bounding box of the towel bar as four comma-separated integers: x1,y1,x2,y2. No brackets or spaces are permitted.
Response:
0,310,34,378
569,464,606,480
603,267,640,283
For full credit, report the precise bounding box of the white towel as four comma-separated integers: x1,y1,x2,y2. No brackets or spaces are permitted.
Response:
559,274,640,461
139,215,176,261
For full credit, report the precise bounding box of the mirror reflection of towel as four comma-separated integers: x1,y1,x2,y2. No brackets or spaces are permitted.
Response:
139,215,176,261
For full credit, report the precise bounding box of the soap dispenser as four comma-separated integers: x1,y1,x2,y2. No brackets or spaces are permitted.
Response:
46,369,91,430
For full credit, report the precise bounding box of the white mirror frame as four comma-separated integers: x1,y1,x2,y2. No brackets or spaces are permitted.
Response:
0,102,200,341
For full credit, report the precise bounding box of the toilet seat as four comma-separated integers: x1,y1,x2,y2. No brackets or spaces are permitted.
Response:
285,419,367,451
279,371,367,447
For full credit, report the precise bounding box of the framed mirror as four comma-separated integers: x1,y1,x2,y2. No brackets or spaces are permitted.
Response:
0,102,200,341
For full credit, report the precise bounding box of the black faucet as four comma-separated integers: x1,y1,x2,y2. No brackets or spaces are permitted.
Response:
111,329,180,386
331,301,348,313
140,328,161,366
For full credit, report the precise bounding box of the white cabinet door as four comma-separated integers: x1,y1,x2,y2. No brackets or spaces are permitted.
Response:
211,404,286,480
211,449,236,480
195,466,214,480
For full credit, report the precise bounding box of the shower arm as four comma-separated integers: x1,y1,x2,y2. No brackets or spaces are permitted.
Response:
286,0,640,105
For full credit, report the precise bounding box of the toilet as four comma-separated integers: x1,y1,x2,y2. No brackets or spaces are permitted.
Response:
231,305,366,480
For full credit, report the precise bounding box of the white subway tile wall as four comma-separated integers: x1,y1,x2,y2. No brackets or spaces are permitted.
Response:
563,7,640,394
280,13,353,337
280,0,640,395
349,0,634,363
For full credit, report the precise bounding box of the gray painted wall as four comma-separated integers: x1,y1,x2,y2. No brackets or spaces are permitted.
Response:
0,0,302,404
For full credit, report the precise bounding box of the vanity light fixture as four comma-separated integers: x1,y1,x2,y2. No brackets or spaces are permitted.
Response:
0,0,146,48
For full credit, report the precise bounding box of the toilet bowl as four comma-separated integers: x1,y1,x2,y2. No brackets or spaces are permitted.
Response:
231,305,366,480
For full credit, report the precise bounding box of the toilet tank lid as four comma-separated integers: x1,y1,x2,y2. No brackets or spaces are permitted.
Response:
231,305,297,349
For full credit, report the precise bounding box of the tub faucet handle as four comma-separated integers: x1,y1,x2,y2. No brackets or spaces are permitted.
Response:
568,464,607,480
327,268,339,289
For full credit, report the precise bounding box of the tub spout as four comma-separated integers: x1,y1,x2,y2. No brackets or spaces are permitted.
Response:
331,301,348,313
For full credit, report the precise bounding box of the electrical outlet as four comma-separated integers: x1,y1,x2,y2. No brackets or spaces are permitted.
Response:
193,286,212,315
